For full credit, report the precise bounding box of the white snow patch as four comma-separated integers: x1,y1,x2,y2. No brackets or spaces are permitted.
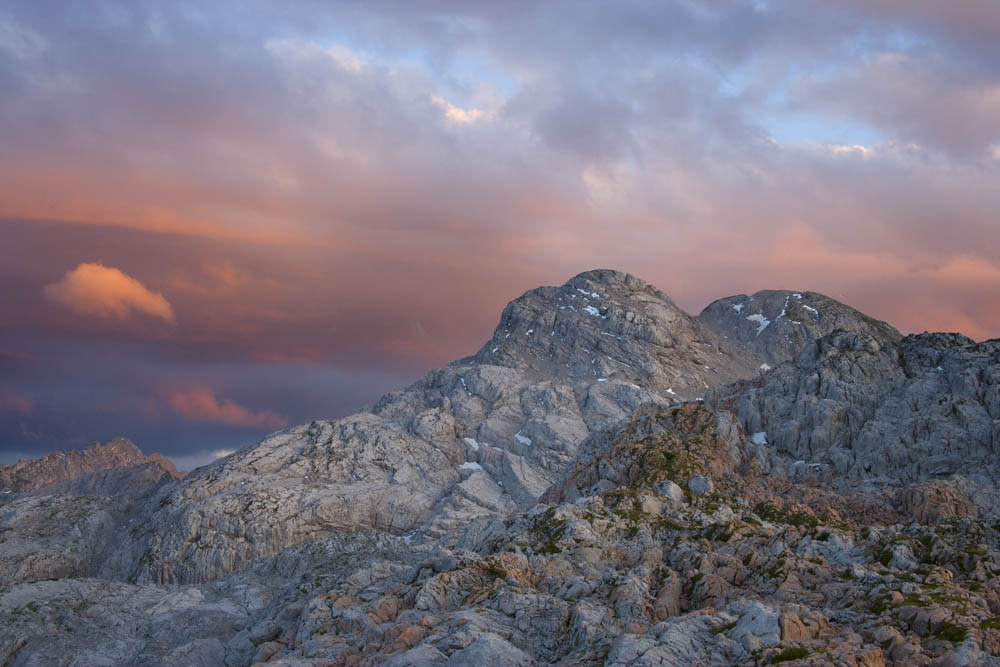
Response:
746,313,771,335
583,305,601,317
401,531,416,545
497,481,503,487
733,303,744,313
936,366,944,371
492,347,499,353
792,293,802,299
526,329,533,335
666,387,676,395
597,378,608,382
459,377,473,396
751,432,768,445
802,305,818,316
459,462,483,471
577,288,600,298
778,294,791,319
515,432,533,446
463,437,480,451
760,363,771,371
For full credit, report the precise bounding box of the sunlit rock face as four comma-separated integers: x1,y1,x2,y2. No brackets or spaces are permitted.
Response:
0,437,180,495
4,270,1000,667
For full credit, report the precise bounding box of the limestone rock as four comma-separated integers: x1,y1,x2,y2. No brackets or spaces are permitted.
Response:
0,438,180,495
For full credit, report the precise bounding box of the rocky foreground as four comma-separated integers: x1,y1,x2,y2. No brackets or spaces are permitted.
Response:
2,269,999,666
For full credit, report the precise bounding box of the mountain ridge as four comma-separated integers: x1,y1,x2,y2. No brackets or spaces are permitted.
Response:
2,269,999,666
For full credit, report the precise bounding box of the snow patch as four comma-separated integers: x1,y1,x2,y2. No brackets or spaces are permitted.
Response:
459,377,473,396
459,462,483,471
583,305,602,317
760,363,771,371
733,303,744,313
778,294,791,319
666,387,676,395
751,432,768,445
463,437,480,451
746,314,771,335
792,293,802,299
492,347,499,353
515,432,533,446
577,288,600,298
401,531,416,545
597,378,608,382
802,305,818,316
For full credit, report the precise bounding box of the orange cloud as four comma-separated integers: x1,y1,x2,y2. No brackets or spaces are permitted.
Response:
44,262,176,324
0,391,32,414
168,389,288,429
929,255,1000,286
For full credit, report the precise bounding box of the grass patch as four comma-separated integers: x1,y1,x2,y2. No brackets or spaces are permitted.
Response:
753,502,820,529
934,621,969,643
771,647,809,663
711,621,737,635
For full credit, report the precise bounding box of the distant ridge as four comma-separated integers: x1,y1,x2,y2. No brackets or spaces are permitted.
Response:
0,437,181,495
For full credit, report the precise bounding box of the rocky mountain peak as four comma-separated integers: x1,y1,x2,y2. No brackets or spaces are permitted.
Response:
0,437,181,495
699,288,901,366
4,270,1000,666
473,269,758,400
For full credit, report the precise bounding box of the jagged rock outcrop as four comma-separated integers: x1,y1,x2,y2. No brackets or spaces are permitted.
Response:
4,269,1000,666
0,439,182,588
0,437,180,495
102,270,785,585
699,289,901,367
732,330,1000,493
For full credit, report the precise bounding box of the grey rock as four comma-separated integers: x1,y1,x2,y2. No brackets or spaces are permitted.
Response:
653,479,685,503
0,438,180,495
4,269,999,667
687,475,714,497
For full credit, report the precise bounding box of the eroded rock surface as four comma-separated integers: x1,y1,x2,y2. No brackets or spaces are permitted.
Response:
4,269,1000,666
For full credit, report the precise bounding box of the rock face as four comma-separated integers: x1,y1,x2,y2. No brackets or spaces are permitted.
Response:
698,289,900,367
0,437,180,494
0,439,182,588
102,270,773,585
732,330,1000,488
3,269,1000,667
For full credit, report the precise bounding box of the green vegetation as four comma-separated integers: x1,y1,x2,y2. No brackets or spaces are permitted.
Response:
711,621,737,635
530,507,568,555
933,621,969,643
771,647,809,663
981,617,1000,631
753,502,820,529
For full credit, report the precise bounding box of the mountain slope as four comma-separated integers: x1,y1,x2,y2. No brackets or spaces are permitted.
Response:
3,269,1000,666
0,437,180,495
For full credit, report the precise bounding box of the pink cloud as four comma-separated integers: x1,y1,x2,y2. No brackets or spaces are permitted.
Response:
0,391,32,414
169,389,288,429
45,263,176,324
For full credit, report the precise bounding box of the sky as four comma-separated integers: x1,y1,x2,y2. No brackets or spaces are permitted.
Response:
1,1,999,469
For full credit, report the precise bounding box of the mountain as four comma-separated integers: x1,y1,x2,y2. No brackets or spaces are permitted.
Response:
0,437,180,495
2,269,999,667
0,438,181,589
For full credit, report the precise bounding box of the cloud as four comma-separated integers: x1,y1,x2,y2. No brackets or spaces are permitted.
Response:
430,95,492,124
168,389,288,429
167,448,236,472
0,391,32,414
44,262,175,324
